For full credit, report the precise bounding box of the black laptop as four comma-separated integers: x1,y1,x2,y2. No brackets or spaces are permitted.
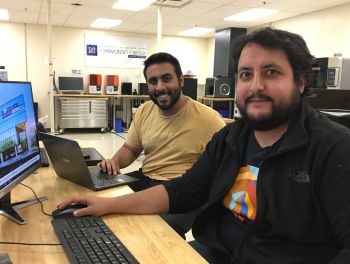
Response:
40,133,139,191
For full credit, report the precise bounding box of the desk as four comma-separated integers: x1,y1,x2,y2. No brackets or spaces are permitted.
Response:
0,167,207,263
197,96,235,118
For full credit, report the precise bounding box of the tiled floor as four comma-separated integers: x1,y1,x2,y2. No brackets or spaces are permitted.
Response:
55,130,194,241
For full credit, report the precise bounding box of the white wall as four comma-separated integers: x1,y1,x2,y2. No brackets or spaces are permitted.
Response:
0,22,213,128
268,3,350,58
0,23,26,80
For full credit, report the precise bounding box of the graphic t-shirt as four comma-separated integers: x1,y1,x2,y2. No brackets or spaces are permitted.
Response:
218,132,282,252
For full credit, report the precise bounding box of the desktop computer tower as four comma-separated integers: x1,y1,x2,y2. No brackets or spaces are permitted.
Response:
205,77,234,98
183,78,197,100
105,75,119,94
121,82,132,95
89,74,103,94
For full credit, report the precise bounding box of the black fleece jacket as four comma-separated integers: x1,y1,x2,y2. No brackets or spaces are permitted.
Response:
164,101,350,264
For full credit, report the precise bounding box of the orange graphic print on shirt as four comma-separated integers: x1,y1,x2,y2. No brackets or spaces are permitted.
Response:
223,165,258,223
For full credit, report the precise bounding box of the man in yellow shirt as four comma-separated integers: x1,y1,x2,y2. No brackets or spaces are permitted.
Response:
97,52,225,238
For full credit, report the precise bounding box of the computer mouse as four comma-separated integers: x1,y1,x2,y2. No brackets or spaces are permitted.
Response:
52,203,87,219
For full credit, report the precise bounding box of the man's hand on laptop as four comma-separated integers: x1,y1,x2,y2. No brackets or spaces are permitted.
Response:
97,159,120,175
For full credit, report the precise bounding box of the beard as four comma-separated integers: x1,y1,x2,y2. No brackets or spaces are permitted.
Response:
237,87,301,131
149,86,182,110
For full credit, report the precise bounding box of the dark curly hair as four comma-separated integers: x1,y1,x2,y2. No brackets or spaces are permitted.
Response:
143,52,183,79
232,27,315,96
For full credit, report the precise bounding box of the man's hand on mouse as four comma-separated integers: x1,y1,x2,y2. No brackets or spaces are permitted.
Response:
58,196,115,217
97,159,120,175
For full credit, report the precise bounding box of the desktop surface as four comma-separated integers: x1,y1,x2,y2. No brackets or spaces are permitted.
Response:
0,166,207,264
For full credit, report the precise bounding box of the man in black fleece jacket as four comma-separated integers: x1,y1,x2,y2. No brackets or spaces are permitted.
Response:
59,27,350,264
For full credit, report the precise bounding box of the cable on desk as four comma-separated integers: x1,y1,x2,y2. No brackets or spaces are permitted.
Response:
0,185,62,246
20,183,52,217
0,241,61,246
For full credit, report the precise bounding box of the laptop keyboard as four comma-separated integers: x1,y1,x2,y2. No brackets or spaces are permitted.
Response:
89,168,127,188
52,216,139,264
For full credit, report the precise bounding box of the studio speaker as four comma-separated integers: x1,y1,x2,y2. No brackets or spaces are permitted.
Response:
205,77,233,98
183,78,197,100
138,83,148,95
121,82,132,95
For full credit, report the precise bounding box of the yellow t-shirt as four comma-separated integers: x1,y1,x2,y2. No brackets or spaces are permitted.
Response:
126,96,226,180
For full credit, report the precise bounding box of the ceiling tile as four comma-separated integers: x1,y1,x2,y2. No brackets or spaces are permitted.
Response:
64,15,95,27
229,0,280,8
103,9,137,19
70,5,109,18
198,4,248,20
268,0,319,11
199,0,232,3
133,22,159,34
78,0,116,6
114,21,146,32
41,2,75,15
128,11,158,23
38,13,69,26
174,1,220,16
0,0,42,12
9,11,39,24
286,0,350,13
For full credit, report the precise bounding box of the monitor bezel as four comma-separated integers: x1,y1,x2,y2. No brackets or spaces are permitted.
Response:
0,81,42,200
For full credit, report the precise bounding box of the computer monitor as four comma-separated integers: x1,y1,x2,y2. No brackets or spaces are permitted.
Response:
0,81,47,224
58,76,84,93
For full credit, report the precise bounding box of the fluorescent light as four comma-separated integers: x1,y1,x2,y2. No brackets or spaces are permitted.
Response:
90,18,122,29
112,0,156,11
179,27,215,37
224,8,278,22
0,9,9,20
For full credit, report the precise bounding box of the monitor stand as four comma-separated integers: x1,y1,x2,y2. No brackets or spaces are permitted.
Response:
0,192,48,225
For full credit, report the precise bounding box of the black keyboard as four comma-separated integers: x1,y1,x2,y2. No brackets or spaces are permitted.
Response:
40,148,49,167
52,216,139,264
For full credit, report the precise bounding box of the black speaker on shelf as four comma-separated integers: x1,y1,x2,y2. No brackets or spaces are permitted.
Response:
138,83,148,95
183,78,197,100
205,77,233,98
121,82,132,95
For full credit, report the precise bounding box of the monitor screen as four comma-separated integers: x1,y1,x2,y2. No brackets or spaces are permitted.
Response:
58,76,84,93
0,81,42,224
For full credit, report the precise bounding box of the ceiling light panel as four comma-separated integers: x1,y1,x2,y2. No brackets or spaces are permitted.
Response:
224,8,278,21
0,9,9,20
112,0,157,11
178,27,215,36
91,18,122,28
